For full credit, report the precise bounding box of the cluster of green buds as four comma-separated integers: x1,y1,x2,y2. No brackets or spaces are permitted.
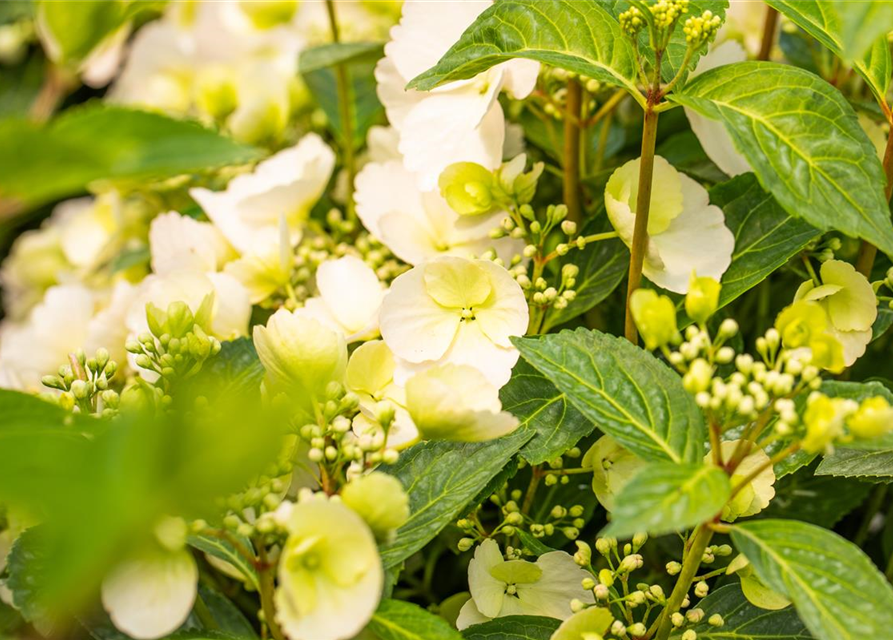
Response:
536,67,606,119
126,298,222,393
351,232,407,283
619,5,647,38
650,0,690,30
874,265,893,311
682,9,721,47
42,348,119,416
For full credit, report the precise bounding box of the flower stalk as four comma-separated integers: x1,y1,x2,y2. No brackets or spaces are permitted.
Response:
653,523,714,640
563,78,584,225
325,0,357,221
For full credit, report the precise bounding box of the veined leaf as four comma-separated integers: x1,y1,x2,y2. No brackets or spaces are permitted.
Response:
187,535,259,592
767,0,892,104
462,616,561,640
604,462,730,538
299,42,384,74
710,174,819,309
731,519,893,640
514,329,705,463
366,600,462,640
760,466,871,527
815,449,893,480
408,0,640,98
673,63,893,256
670,583,811,639
379,430,533,568
501,360,594,465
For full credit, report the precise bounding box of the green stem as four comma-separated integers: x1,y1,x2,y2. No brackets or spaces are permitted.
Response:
757,6,779,62
624,106,660,344
257,543,286,640
563,78,584,224
325,0,356,221
653,524,714,640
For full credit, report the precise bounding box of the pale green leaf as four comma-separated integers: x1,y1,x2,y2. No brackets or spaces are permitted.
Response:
604,462,730,538
731,519,893,640
379,430,533,568
709,174,819,309
670,583,811,639
513,329,705,464
815,449,893,480
500,360,594,465
298,42,383,74
187,535,259,592
408,0,639,98
462,615,561,640
673,63,893,256
366,600,462,640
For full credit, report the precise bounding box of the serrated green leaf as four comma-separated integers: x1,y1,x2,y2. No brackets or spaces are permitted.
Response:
500,360,594,465
515,531,557,557
408,0,639,99
299,42,384,74
379,430,533,568
760,465,871,527
197,585,257,639
461,615,561,640
604,462,730,538
815,449,893,480
709,174,819,309
514,328,705,464
367,600,462,640
673,62,893,256
731,519,893,640
0,105,262,209
187,535,259,591
766,0,892,104
670,583,811,639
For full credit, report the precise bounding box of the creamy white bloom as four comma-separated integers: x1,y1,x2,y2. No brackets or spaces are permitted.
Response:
457,539,594,629
379,256,528,387
794,260,877,366
275,498,382,640
191,134,335,255
294,256,385,342
149,211,235,275
376,0,538,189
710,441,776,522
405,364,518,442
101,547,197,640
721,0,769,57
685,40,751,178
355,160,519,265
605,156,734,293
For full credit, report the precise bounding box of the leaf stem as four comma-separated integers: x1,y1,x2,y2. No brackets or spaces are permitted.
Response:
757,6,779,62
652,524,714,640
624,105,660,344
257,542,286,640
325,0,356,221
856,126,893,276
563,78,584,224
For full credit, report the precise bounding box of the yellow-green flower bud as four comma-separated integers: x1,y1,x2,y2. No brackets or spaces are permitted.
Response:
685,275,721,324
238,0,298,29
439,162,495,216
341,472,410,543
802,394,855,453
847,396,893,440
630,289,678,350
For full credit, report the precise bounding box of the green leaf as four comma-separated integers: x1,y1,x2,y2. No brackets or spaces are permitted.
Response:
408,0,639,98
0,105,262,208
5,527,52,626
379,430,533,568
187,535,259,591
36,0,127,65
500,360,594,465
673,62,893,256
731,519,893,640
670,583,811,639
461,615,561,640
190,338,265,399
366,600,463,640
760,465,871,527
197,585,257,639
815,449,893,480
513,328,705,464
873,306,893,341
299,42,384,74
767,0,893,104
515,531,557,557
603,462,730,538
709,174,819,309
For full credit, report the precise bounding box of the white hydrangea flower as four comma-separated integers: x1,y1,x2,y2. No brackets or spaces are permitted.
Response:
101,547,198,640
355,160,520,265
191,133,335,255
721,0,769,57
294,256,385,342
275,498,382,640
379,256,528,388
710,441,776,522
457,539,594,629
685,40,751,178
149,211,236,275
794,259,877,366
405,364,519,442
376,0,539,189
605,155,734,293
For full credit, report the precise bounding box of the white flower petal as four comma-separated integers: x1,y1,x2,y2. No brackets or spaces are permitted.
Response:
456,598,491,630
315,256,384,336
355,160,427,240
498,59,540,99
475,260,529,348
149,211,233,275
467,539,506,619
515,552,594,620
378,212,441,265
374,56,424,131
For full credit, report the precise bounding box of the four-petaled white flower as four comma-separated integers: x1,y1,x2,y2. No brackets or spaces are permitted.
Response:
375,0,539,189
379,256,528,388
457,539,594,629
605,155,734,293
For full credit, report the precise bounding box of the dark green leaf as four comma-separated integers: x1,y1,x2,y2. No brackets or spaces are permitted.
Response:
604,462,730,538
197,585,257,639
872,306,893,341
514,328,705,463
461,615,561,640
709,174,819,308
671,583,811,639
0,105,262,208
815,449,893,480
760,466,871,527
673,63,893,256
408,0,639,98
366,600,463,640
501,360,594,465
299,42,384,74
732,519,893,640
5,527,53,626
379,430,533,568
657,130,729,184
515,531,556,557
